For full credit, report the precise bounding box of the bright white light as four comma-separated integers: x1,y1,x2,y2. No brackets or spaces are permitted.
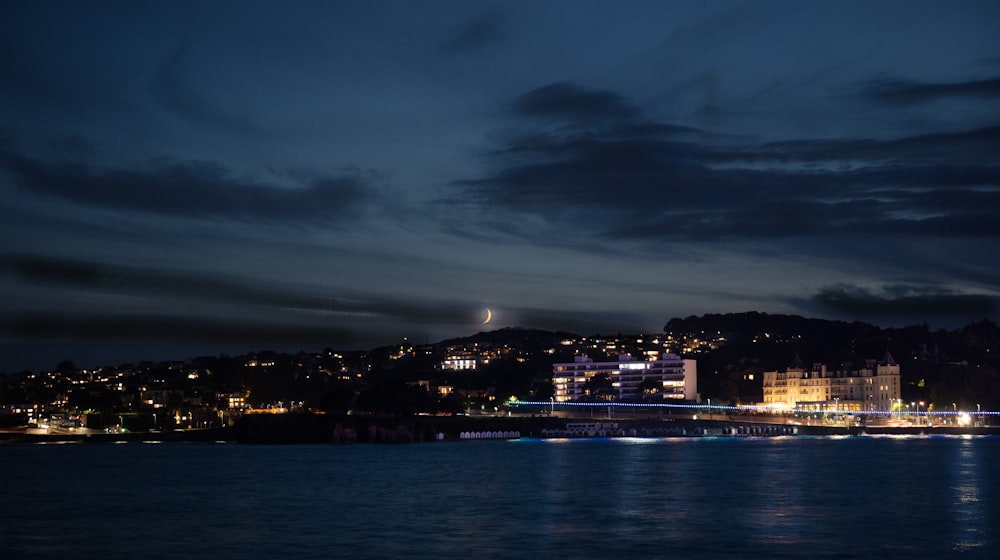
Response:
958,412,972,426
620,363,648,370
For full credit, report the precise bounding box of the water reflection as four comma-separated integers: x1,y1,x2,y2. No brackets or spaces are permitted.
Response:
4,436,999,559
743,442,808,547
950,437,985,551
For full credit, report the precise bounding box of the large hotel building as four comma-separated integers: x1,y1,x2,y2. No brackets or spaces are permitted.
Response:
761,352,901,412
552,354,697,402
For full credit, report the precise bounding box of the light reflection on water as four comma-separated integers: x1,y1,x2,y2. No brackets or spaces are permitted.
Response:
1,435,998,559
951,437,986,551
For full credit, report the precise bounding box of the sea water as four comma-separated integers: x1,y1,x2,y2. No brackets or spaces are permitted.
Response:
2,435,998,559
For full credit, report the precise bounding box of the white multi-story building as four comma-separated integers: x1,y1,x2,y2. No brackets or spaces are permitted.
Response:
762,352,900,412
552,354,697,402
439,358,477,371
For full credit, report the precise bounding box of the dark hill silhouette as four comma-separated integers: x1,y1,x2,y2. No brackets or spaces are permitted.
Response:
664,312,1000,407
437,327,581,349
666,312,885,367
665,312,999,367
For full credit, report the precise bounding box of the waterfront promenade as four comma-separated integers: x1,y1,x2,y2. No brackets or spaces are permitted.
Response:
3,410,998,444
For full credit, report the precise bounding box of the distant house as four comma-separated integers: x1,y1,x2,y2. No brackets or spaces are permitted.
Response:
1,404,40,422
552,354,697,402
438,357,477,371
216,392,248,410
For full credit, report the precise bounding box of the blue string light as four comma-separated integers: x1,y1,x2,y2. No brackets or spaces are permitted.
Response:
508,400,999,415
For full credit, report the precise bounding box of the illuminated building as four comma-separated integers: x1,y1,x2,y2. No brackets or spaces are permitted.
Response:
439,358,477,371
216,392,247,410
551,354,697,402
761,352,900,412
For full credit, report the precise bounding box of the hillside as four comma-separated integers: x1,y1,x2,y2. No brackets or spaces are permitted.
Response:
664,312,1000,407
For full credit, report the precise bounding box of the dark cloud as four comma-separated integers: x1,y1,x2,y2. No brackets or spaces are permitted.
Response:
0,253,483,327
0,148,373,221
1,312,354,346
884,212,1000,237
0,254,356,315
864,76,1000,104
438,12,506,53
753,125,1000,165
807,283,999,324
603,197,883,240
512,82,641,123
459,131,712,213
0,252,501,367
451,82,1000,245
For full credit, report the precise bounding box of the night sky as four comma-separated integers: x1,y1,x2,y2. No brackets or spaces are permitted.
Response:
2,1,999,371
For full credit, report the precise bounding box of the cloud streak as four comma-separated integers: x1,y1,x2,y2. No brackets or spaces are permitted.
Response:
0,253,498,350
807,283,1000,324
0,148,375,222
1,311,356,347
864,76,1000,104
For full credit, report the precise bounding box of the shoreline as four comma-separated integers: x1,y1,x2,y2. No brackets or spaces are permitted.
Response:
3,414,998,444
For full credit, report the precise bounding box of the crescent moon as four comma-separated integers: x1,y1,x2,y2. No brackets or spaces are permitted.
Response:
482,308,493,325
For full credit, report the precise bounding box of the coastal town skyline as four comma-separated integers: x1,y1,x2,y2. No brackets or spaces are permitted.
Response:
2,1,999,372
4,315,997,439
